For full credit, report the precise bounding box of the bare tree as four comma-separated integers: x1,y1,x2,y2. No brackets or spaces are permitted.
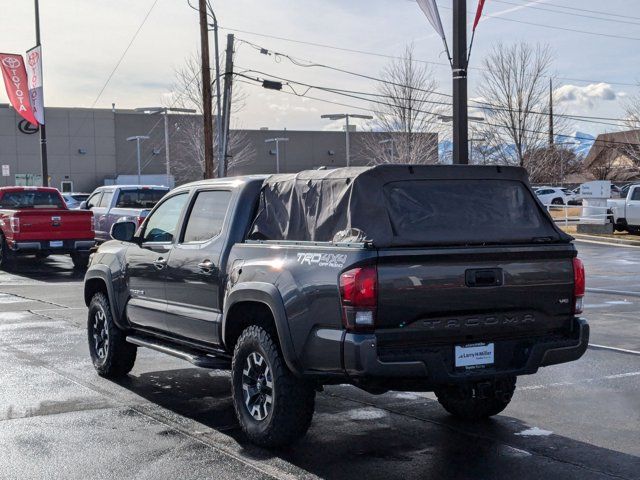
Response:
167,53,255,184
474,42,571,175
358,44,443,165
620,91,640,168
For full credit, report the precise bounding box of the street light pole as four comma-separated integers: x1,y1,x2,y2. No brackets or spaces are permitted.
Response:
34,0,48,186
127,135,150,184
265,138,289,173
321,113,373,167
452,0,469,165
135,107,196,179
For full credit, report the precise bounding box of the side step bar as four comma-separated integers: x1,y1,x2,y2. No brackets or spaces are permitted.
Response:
126,335,231,370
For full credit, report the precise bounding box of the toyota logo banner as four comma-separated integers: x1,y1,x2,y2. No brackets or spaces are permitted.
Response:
0,53,39,126
26,45,45,125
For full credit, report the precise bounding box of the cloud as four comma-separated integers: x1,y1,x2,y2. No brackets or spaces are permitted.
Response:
554,83,623,109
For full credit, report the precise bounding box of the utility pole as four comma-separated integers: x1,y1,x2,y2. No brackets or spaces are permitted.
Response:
199,0,215,179
549,78,554,147
265,138,289,173
209,9,224,179
34,0,48,186
452,0,469,165
220,34,235,177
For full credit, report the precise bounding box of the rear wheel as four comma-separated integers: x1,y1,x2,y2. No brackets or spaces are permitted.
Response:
231,325,316,448
35,252,50,260
71,252,90,269
87,292,137,378
435,377,516,420
0,234,15,270
551,198,564,205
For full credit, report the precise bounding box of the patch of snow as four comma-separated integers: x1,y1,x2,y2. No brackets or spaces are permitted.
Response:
515,427,553,437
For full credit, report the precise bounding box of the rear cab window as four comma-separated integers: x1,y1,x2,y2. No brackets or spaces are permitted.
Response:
0,190,64,209
182,190,232,243
116,188,168,209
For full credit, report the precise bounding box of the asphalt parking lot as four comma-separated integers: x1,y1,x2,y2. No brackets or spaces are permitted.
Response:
0,240,638,480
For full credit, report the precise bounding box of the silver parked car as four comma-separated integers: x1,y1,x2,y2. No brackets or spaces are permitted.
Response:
81,185,169,243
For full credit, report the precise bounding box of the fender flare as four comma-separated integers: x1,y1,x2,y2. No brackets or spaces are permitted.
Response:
223,282,301,376
84,266,128,330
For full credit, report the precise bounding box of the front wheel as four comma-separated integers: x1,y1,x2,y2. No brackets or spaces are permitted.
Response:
231,325,316,448
551,198,564,205
435,377,516,421
88,292,137,378
0,234,15,270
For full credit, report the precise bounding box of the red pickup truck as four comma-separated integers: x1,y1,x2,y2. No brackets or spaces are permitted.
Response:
0,187,95,270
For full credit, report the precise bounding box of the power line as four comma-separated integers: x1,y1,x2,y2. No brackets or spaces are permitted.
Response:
498,0,640,21
88,0,160,109
221,26,638,88
238,74,638,150
489,0,640,26
237,38,631,128
436,3,640,43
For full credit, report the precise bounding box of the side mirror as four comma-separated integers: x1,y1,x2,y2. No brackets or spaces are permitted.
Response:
110,221,137,242
79,201,88,210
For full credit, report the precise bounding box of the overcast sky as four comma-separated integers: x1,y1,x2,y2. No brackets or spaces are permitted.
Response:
0,0,638,136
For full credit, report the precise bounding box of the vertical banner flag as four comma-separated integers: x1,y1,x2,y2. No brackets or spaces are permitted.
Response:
415,0,446,41
473,0,486,31
0,53,38,125
26,46,45,125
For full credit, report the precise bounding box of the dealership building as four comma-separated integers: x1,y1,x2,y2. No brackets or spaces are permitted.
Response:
0,105,438,192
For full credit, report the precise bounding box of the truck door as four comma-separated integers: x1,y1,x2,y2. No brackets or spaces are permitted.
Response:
126,192,189,332
93,190,114,242
164,189,233,345
626,186,640,226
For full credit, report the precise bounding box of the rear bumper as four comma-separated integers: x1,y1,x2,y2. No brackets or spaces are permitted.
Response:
10,239,95,254
342,317,589,384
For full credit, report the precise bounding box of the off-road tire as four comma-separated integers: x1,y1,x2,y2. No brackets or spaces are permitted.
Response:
35,252,50,260
435,376,516,420
0,234,15,270
87,292,137,378
71,252,90,269
231,325,316,448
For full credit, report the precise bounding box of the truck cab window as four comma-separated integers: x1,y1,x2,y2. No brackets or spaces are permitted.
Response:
98,191,113,207
631,188,640,201
142,193,188,243
86,192,102,209
182,191,232,243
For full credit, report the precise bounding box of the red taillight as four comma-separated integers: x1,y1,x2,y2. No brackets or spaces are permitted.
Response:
9,217,19,233
138,210,150,227
339,266,377,331
573,257,585,315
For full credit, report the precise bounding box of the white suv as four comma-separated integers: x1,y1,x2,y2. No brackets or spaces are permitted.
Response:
536,187,573,205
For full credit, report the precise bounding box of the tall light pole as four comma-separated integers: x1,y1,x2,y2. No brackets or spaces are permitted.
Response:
321,113,373,167
452,0,469,165
265,138,289,173
34,0,48,186
379,138,396,162
135,107,196,178
127,135,150,184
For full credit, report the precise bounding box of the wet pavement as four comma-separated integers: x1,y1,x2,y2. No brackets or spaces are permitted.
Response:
0,243,638,480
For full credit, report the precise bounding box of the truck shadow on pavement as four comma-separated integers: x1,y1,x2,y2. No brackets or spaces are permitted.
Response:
3,255,86,282
115,367,638,480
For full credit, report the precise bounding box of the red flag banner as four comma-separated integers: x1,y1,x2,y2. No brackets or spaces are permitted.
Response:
0,53,38,125
473,0,486,32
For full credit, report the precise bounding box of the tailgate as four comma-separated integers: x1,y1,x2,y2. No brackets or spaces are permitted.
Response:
14,209,94,240
376,244,576,344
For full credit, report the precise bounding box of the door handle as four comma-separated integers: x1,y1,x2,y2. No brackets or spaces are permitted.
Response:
198,260,214,272
153,257,167,270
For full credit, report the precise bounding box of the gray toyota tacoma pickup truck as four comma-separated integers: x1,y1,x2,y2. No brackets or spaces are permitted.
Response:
83,165,589,447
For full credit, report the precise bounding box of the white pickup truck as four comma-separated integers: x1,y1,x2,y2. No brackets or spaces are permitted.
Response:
608,184,640,233
81,185,169,243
